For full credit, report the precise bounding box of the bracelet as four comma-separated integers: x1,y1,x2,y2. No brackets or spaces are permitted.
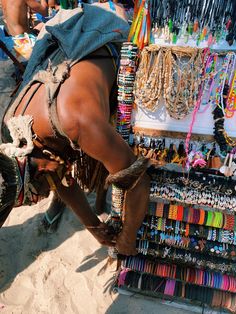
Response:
199,209,205,225
168,204,174,220
206,211,214,227
177,205,184,221
172,205,178,220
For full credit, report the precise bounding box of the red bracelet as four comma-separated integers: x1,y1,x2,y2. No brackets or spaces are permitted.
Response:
177,205,184,221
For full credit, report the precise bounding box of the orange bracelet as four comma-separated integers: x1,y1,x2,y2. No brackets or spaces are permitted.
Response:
185,223,190,236
156,202,164,217
168,205,174,219
198,209,205,225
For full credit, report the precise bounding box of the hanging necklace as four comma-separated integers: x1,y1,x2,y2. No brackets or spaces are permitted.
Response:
185,48,211,168
210,52,235,116
225,71,236,118
198,52,218,113
224,52,236,118
164,46,202,119
134,45,163,111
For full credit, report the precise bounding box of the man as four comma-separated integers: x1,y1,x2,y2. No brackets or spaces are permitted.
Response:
1,0,60,231
2,0,48,36
0,3,150,256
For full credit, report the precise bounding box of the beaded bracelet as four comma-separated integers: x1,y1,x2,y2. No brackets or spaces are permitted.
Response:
148,201,234,231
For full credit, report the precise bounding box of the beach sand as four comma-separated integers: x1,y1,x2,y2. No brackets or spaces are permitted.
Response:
0,4,211,314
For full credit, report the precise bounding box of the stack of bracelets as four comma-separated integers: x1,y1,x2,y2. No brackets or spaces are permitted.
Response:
147,202,236,231
110,42,139,232
116,147,236,312
108,42,141,245
121,257,236,292
116,172,236,311
116,42,138,142
150,182,236,211
118,269,236,312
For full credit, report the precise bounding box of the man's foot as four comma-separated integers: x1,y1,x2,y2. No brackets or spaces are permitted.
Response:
39,210,63,234
38,195,66,234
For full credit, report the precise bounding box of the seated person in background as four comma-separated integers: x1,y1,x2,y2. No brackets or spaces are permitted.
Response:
1,0,48,62
47,0,61,9
2,0,48,36
47,1,61,12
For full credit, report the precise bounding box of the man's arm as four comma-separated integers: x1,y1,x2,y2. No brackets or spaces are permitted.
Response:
47,0,57,6
54,176,116,247
26,0,48,16
75,115,150,255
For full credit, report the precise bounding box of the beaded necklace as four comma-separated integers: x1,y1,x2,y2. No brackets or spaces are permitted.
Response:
185,49,211,168
213,53,236,114
225,67,236,118
134,45,163,111
211,53,236,154
164,46,202,119
198,52,218,114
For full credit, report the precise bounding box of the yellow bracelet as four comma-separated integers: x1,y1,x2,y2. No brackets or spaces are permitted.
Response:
172,205,178,220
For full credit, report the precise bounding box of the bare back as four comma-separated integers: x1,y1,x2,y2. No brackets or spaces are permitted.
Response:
12,46,135,174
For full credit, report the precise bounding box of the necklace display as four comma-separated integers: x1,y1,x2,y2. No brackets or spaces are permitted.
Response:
183,51,236,173
151,0,236,48
128,0,151,49
226,71,236,117
134,45,203,118
131,132,226,170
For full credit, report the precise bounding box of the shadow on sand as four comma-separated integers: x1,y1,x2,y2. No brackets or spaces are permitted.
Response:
0,206,108,293
0,209,74,291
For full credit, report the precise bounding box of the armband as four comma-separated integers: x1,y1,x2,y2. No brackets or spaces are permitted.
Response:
105,157,150,190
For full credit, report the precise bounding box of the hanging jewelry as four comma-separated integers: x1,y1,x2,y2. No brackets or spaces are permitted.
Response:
134,45,163,111
163,46,203,120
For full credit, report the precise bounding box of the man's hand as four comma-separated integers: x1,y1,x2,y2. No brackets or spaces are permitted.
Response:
87,222,117,247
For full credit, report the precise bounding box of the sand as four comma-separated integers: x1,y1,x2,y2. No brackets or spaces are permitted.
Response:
0,4,213,314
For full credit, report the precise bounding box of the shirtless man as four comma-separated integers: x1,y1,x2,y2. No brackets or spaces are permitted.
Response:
0,3,150,255
2,0,48,36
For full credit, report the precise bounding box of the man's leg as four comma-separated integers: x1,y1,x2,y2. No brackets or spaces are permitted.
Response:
95,186,108,215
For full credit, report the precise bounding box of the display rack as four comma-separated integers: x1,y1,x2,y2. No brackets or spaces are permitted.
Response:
112,1,236,312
